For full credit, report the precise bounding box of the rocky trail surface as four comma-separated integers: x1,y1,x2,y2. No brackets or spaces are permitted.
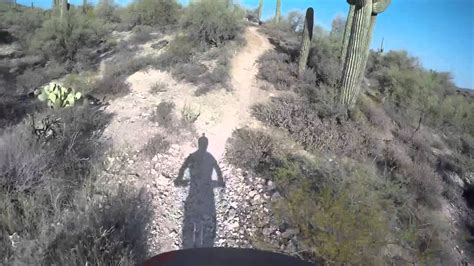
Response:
99,27,294,256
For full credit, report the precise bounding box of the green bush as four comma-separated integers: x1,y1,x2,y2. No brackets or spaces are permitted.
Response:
225,128,288,174
0,7,46,49
181,0,243,48
273,158,393,264
366,51,473,135
95,0,120,23
29,9,105,65
124,0,180,26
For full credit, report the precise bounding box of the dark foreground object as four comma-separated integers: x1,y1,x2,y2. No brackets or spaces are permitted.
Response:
140,247,315,266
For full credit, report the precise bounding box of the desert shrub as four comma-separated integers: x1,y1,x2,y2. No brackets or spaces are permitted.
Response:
91,74,130,99
225,128,287,174
0,105,153,264
154,35,195,68
15,62,66,93
154,34,236,93
95,0,120,23
194,65,230,95
91,53,162,98
307,35,340,87
0,96,43,129
180,104,201,124
252,94,371,158
1,176,151,265
367,51,474,135
359,97,392,129
272,158,394,264
406,161,444,209
0,7,46,49
130,25,154,44
181,0,244,48
150,101,175,128
62,72,96,95
0,107,111,192
124,0,180,26
171,61,208,83
142,133,170,158
149,81,168,94
257,51,297,90
29,10,105,66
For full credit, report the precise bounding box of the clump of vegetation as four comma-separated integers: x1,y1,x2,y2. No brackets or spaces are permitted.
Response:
130,25,154,44
246,14,471,263
0,106,153,264
181,0,244,48
180,103,201,124
142,133,171,158
124,0,180,26
226,128,288,174
151,0,244,93
226,128,396,264
149,81,168,94
150,101,176,128
29,9,106,68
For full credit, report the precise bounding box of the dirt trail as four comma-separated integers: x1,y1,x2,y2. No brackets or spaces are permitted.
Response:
101,26,274,253
103,26,271,158
203,26,272,159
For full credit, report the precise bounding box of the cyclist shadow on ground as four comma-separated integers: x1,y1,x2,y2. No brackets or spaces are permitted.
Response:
174,134,225,249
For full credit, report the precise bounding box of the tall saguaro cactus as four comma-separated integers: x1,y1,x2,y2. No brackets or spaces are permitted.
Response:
60,0,68,19
257,0,264,22
298,7,314,78
83,0,87,13
275,0,281,23
340,5,354,69
339,0,391,109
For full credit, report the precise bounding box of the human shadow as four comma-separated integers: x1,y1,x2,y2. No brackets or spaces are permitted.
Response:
174,134,225,249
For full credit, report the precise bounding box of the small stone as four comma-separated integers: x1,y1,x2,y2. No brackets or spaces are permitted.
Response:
271,192,282,202
267,180,277,192
262,227,273,236
281,228,300,239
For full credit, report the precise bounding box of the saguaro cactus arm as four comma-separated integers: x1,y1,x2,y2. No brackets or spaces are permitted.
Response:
275,0,281,23
257,0,264,22
339,0,373,108
340,5,354,68
339,0,391,109
298,7,314,78
372,0,391,14
60,0,68,19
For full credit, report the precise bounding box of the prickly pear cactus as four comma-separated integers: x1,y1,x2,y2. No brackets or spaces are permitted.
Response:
38,82,82,109
339,0,391,109
298,7,314,78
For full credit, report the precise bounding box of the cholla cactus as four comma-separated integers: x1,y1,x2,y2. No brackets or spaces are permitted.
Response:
38,82,82,109
298,7,314,78
339,0,391,109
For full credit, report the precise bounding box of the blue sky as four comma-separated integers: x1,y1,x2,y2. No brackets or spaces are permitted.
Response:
17,0,474,89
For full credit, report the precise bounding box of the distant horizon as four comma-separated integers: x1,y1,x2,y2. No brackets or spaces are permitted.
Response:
13,0,474,89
